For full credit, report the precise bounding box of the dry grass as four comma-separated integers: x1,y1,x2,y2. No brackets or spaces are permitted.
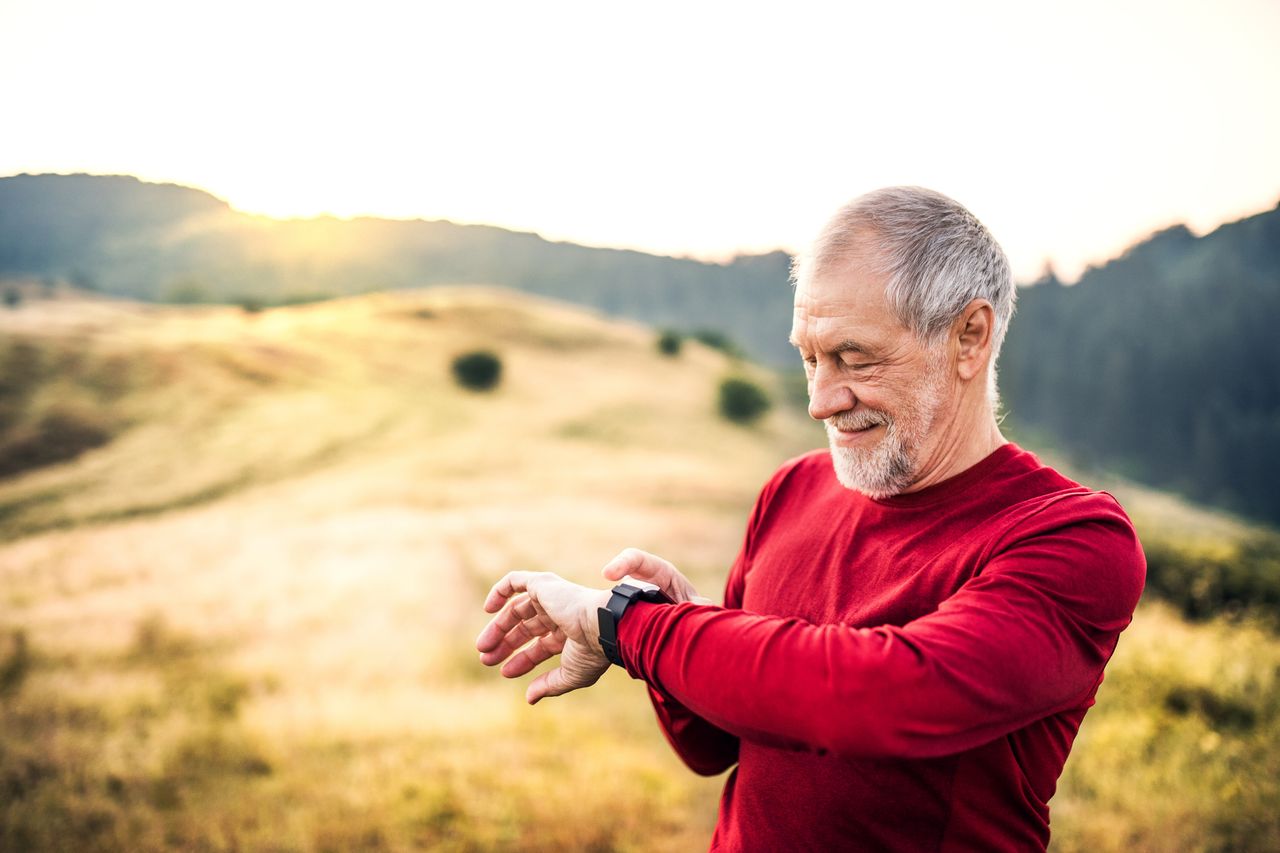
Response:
1,292,1276,851
0,290,805,851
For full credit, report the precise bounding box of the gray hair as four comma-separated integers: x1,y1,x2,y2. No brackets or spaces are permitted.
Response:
791,186,1016,406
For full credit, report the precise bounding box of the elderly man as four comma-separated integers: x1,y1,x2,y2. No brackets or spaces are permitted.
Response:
476,187,1146,851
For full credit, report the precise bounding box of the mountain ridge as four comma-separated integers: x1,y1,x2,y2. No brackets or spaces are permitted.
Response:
5,172,1279,524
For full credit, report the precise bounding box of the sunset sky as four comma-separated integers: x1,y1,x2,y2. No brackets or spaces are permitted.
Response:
2,0,1277,281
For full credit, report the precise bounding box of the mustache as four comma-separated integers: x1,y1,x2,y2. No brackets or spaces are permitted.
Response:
826,410,890,432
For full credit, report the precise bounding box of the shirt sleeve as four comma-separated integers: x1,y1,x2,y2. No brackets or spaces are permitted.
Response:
635,460,792,775
639,526,748,776
618,495,1147,761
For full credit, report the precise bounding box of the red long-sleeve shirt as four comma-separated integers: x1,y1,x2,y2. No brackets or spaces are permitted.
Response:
617,443,1145,851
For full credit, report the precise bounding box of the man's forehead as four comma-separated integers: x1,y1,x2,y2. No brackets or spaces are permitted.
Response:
790,260,899,348
789,314,884,353
794,250,891,307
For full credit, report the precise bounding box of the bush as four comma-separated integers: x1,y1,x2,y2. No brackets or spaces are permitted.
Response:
451,351,503,392
656,330,683,356
1142,536,1280,623
718,377,771,425
692,329,743,358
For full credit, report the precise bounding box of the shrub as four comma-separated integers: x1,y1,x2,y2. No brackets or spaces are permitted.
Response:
718,377,771,425
693,329,743,358
451,351,503,392
1142,536,1280,623
656,330,683,356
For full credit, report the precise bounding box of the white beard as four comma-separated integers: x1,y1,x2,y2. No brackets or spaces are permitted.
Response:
825,360,949,498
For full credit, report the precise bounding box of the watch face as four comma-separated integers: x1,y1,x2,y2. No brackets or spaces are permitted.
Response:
620,576,661,594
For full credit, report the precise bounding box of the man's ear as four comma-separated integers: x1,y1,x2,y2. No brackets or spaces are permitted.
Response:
954,299,994,382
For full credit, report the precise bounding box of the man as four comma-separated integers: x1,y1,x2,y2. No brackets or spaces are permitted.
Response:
476,187,1146,851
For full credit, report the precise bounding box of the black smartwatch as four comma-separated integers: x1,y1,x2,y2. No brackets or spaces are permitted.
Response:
597,580,673,667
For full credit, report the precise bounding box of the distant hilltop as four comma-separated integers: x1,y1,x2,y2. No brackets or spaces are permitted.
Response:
3,173,1280,527
0,173,797,363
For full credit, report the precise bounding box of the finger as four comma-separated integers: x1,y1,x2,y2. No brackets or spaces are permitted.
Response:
476,594,556,659
476,592,533,652
500,630,567,679
601,548,672,585
483,571,541,613
527,666,573,705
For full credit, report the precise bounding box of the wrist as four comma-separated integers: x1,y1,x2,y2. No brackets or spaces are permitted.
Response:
596,581,674,667
583,588,612,648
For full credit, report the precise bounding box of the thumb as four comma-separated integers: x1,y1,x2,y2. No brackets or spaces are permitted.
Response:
527,666,573,705
601,548,674,585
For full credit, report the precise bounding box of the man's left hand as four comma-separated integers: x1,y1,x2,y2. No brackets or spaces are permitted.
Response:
476,571,611,705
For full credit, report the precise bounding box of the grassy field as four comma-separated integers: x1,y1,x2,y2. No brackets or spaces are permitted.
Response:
1,291,1277,851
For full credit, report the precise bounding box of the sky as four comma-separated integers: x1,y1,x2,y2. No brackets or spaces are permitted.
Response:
2,0,1278,282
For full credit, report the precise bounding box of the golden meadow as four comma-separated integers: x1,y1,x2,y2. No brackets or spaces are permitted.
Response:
1,290,1277,851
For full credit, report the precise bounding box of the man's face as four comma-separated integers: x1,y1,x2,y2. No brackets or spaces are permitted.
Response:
790,248,954,498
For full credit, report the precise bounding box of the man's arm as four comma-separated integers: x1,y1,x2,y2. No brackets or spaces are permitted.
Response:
616,499,1146,760
622,550,747,777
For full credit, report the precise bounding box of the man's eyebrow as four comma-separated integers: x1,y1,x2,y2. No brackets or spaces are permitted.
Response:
788,337,879,356
832,339,877,356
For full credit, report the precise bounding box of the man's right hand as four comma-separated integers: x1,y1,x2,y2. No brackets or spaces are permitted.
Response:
601,548,714,605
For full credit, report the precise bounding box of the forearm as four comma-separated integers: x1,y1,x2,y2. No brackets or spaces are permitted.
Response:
617,598,1116,760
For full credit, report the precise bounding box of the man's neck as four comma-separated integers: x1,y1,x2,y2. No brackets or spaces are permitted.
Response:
903,403,1007,494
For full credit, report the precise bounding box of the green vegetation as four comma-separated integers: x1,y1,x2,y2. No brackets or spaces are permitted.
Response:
692,329,743,359
451,350,503,391
1000,209,1280,525
1142,535,1280,624
1051,603,1280,852
718,377,771,425
657,329,683,357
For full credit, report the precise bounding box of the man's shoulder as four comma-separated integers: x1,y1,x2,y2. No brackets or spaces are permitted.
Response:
925,444,1143,572
970,450,1147,621
992,446,1134,530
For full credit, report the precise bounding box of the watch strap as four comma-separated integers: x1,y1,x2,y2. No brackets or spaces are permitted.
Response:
597,582,670,667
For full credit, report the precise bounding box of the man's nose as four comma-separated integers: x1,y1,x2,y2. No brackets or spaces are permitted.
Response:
807,365,855,422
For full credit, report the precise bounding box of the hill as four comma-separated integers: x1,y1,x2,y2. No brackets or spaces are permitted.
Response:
0,293,1277,851
0,173,797,363
1000,202,1280,524
0,290,814,850
5,173,1279,526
